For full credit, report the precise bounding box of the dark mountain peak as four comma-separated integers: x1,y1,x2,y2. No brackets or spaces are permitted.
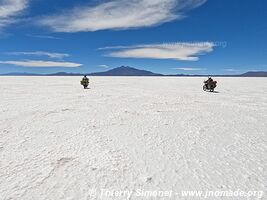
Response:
89,66,163,76
240,71,267,77
117,66,131,69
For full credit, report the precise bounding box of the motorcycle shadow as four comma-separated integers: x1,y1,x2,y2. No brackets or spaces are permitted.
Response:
204,90,220,93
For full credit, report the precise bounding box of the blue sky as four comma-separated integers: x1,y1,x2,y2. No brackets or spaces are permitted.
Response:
0,0,266,75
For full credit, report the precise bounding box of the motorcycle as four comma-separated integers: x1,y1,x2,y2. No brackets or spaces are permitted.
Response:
203,80,217,92
80,77,89,89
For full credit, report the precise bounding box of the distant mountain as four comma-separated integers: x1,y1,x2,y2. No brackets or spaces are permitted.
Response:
88,66,163,76
0,67,266,77
0,67,162,76
47,72,83,76
0,72,83,76
239,71,267,77
0,72,40,76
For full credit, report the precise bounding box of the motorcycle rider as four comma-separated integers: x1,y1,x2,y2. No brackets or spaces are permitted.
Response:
205,76,214,89
81,75,89,89
207,76,213,83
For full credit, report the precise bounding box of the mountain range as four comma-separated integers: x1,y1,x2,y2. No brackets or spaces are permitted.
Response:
1,66,267,77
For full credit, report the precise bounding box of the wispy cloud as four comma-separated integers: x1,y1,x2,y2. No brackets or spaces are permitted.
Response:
7,51,70,59
26,34,62,40
39,0,207,32
224,68,241,72
98,64,110,68
0,0,28,28
0,60,82,67
101,42,215,61
174,67,207,71
224,68,263,73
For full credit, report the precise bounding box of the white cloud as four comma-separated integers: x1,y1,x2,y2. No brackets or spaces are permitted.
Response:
224,68,263,73
102,42,215,61
26,34,63,40
7,51,70,59
98,64,110,68
0,60,82,67
39,0,207,32
174,67,207,71
224,68,241,72
0,0,28,28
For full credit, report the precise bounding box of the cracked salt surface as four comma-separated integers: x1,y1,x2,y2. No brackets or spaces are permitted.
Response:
0,77,266,199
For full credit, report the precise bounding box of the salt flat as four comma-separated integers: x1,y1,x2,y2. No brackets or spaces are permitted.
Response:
0,77,266,200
